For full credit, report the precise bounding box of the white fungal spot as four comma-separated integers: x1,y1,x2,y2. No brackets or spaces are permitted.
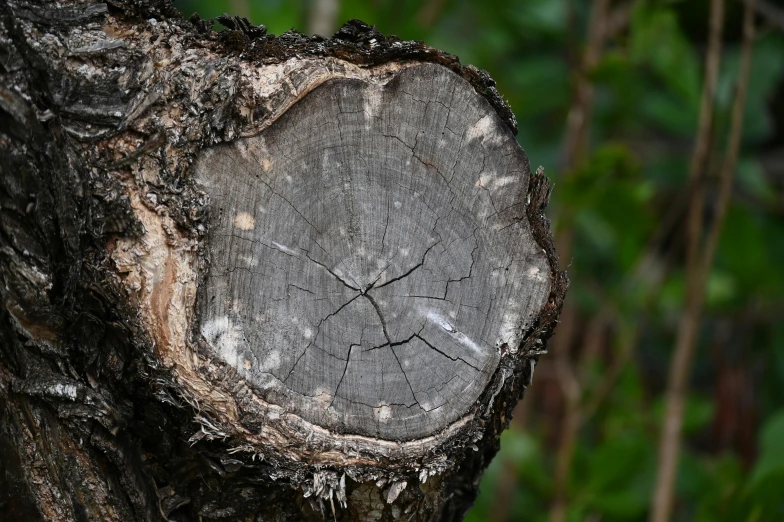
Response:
303,328,313,340
374,405,392,422
475,173,493,188
233,212,255,230
235,140,250,159
394,200,402,209
261,158,271,171
526,266,546,282
492,176,517,189
470,114,504,147
202,316,245,368
399,247,410,257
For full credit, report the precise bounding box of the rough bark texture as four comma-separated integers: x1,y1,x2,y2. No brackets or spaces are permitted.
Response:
0,0,568,520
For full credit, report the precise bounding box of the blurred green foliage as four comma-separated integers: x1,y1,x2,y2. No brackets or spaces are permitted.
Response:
174,0,784,520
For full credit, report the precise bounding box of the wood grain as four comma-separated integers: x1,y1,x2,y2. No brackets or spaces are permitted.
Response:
196,64,550,440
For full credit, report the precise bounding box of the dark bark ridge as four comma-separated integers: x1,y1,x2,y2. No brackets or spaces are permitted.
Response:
0,0,568,520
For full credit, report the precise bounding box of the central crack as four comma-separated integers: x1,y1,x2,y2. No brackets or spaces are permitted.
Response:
363,293,390,344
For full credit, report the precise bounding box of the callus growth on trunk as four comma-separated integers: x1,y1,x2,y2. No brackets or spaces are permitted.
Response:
0,1,567,520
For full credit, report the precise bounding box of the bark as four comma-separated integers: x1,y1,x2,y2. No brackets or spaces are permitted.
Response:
0,1,567,520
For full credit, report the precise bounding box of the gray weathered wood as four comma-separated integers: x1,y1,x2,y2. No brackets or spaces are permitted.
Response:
196,64,549,441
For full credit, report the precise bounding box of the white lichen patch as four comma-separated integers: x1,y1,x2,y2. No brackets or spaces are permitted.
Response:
233,212,255,230
469,114,504,148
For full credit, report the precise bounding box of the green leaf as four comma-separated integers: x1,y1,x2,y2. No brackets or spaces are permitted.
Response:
749,410,784,489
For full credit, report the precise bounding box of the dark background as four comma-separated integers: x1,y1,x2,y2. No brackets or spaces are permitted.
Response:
171,1,784,520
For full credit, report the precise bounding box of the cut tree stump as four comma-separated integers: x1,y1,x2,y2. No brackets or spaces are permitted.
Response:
0,1,567,521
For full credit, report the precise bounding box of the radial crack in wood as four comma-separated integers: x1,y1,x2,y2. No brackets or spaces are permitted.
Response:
195,64,550,441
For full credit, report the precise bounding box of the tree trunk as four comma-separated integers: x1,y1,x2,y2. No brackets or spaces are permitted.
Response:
0,1,567,520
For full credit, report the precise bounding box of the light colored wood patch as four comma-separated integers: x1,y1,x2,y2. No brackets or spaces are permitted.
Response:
233,212,255,230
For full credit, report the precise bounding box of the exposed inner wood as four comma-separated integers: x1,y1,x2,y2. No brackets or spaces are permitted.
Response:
195,64,550,440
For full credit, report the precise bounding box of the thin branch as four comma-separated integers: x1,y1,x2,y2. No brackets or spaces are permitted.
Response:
685,0,726,273
701,0,756,276
605,3,634,40
650,1,755,521
308,0,340,37
549,1,612,519
558,0,612,174
548,304,581,522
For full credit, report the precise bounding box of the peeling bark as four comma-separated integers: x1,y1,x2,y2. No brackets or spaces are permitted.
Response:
0,1,567,520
